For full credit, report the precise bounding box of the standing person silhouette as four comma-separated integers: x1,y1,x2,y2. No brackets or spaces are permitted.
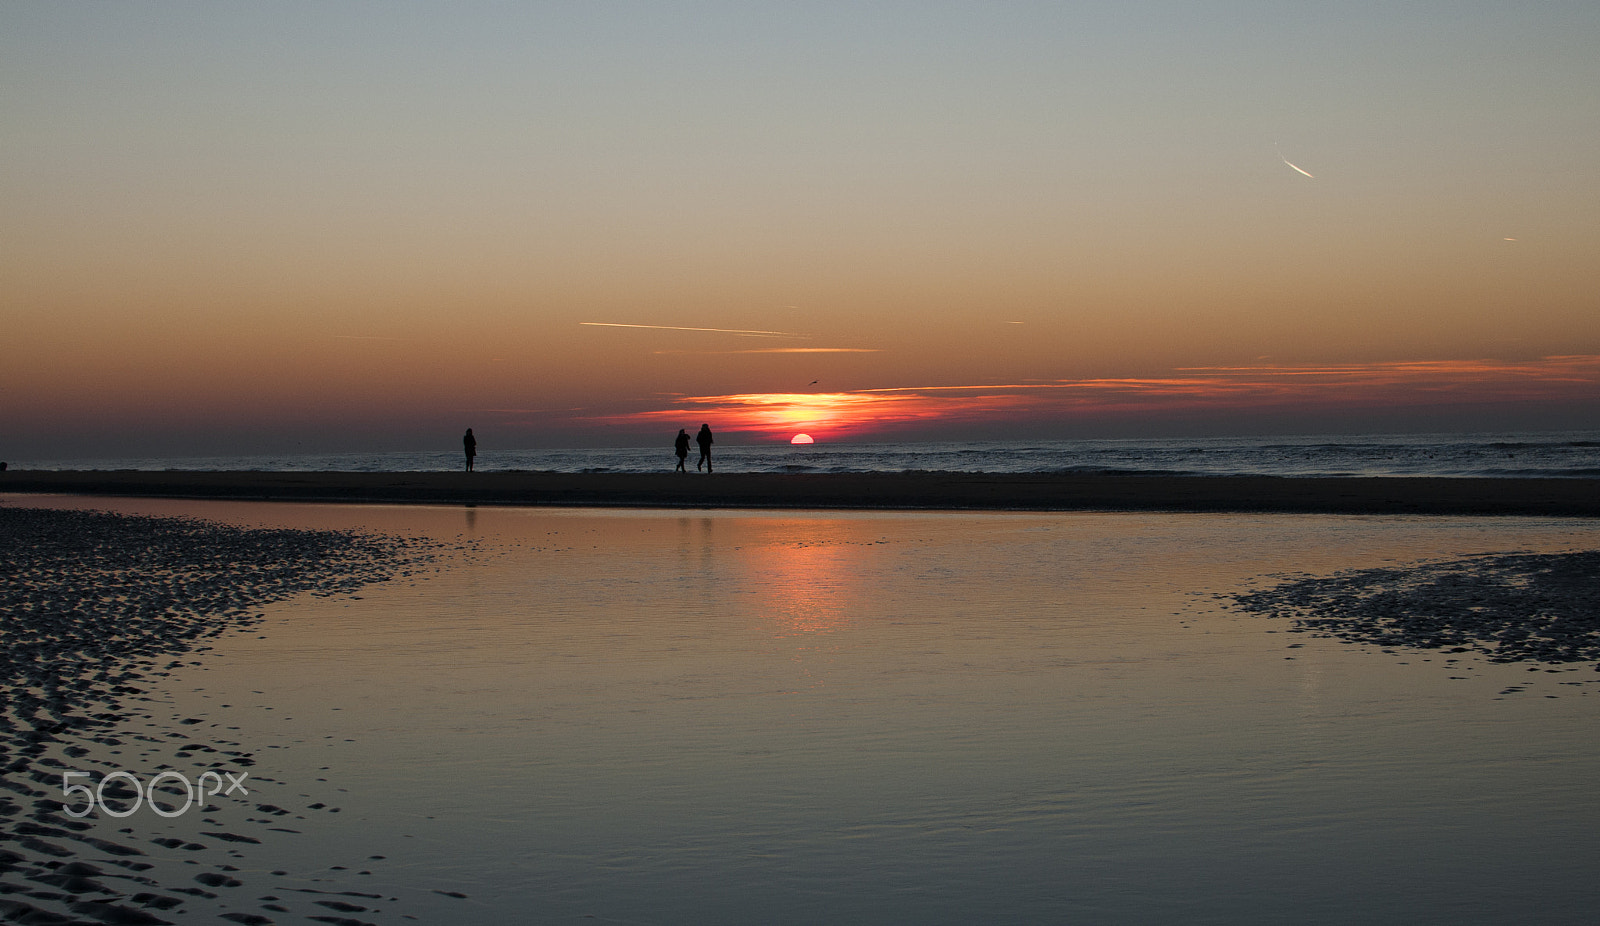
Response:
463,428,477,472
695,423,714,472
673,429,691,472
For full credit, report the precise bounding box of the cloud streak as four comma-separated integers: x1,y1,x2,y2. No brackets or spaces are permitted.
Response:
574,356,1600,440
581,322,807,338
652,347,880,355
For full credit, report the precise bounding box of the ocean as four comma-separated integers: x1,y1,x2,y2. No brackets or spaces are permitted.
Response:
16,429,1600,478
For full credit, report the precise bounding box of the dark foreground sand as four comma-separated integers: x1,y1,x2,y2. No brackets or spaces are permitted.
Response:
0,506,447,925
1234,551,1600,671
6,470,1600,516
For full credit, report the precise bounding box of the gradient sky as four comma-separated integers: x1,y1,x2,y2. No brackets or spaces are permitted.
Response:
4,2,1597,458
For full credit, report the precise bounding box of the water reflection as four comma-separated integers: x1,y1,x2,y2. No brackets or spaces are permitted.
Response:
740,524,868,637
671,516,862,635
13,498,1600,925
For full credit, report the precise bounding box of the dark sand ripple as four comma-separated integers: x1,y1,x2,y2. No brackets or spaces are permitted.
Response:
0,505,449,925
1233,550,1600,668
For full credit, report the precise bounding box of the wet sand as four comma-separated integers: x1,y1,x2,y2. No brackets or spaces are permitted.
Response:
1235,551,1600,667
0,505,446,925
6,497,1600,923
5,470,1600,515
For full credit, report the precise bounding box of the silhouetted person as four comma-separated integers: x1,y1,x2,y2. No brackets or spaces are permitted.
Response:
674,429,691,472
463,428,477,472
696,423,714,472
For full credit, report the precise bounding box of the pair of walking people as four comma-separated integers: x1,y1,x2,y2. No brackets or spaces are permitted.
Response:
674,424,714,473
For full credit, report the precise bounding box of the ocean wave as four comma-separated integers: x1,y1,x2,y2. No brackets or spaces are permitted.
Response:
16,430,1600,480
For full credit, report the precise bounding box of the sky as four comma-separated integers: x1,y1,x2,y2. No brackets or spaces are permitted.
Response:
3,1,1597,458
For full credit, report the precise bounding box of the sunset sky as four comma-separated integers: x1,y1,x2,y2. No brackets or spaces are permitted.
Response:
4,2,1597,458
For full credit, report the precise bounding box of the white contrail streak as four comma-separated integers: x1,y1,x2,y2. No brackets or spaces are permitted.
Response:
581,322,805,338
651,347,878,355
1282,157,1315,179
1275,143,1315,179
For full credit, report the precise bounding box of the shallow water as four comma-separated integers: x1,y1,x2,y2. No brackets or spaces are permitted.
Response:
12,497,1600,924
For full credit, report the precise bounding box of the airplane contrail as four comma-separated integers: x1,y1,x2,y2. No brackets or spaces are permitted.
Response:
650,347,878,355
1276,143,1315,179
581,322,806,338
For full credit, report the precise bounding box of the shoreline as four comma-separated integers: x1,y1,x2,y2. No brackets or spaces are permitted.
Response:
4,469,1600,516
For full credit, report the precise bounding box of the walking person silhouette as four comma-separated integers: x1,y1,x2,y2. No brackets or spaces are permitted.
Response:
696,423,714,472
463,428,477,472
674,429,691,472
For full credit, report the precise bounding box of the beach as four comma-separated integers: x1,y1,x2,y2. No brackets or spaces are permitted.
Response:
5,469,1600,516
10,1,1599,920
4,494,1600,924
0,503,451,925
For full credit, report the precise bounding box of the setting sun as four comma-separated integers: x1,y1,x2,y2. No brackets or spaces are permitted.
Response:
791,433,814,444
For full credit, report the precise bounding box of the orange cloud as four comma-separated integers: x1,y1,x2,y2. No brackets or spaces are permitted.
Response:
576,356,1600,441
588,392,950,439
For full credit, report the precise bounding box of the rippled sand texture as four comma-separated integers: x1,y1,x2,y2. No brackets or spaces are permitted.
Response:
0,505,446,925
1235,551,1600,666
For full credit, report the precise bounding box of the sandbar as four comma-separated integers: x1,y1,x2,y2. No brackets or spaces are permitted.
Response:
4,469,1600,516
